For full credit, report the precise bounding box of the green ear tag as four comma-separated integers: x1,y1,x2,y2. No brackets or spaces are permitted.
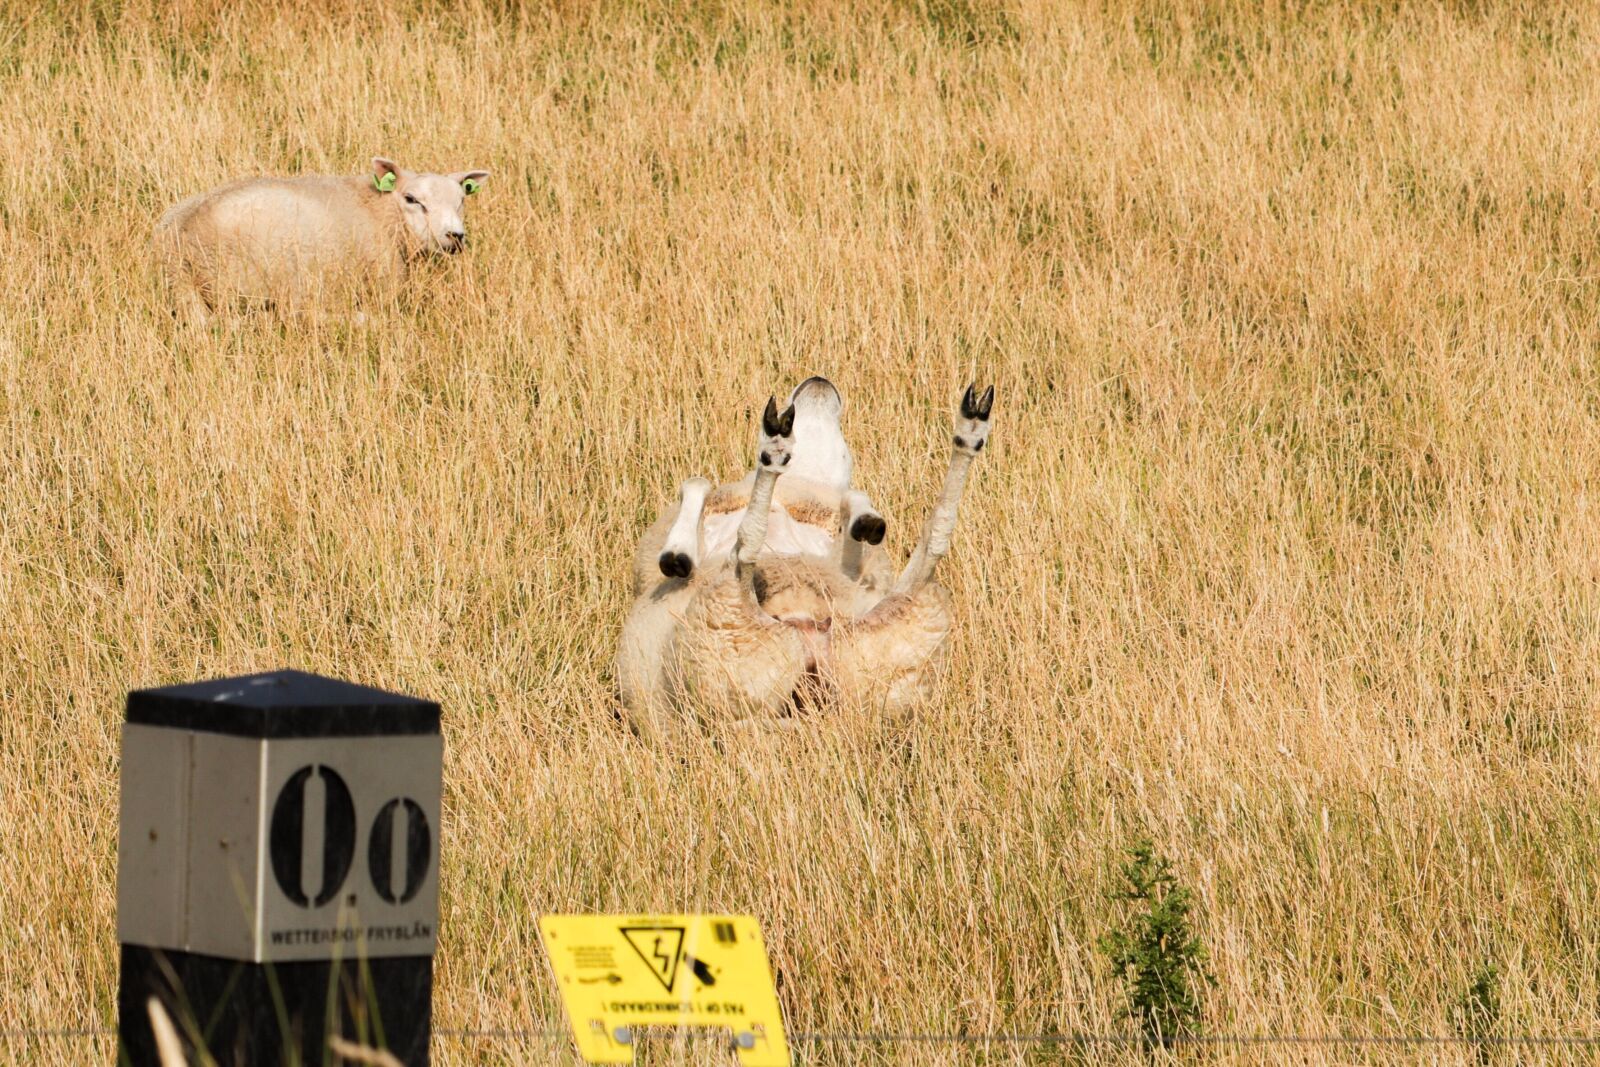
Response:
373,172,396,193
462,178,479,196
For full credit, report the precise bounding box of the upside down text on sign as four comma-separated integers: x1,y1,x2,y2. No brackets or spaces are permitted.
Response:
540,914,789,1066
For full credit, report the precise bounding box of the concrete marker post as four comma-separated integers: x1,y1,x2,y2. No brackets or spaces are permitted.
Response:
116,670,442,1066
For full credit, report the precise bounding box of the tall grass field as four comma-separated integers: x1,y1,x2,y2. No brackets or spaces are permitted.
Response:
2,1,1598,1063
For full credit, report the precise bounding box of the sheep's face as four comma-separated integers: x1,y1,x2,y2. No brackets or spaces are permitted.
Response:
373,158,489,255
783,376,853,491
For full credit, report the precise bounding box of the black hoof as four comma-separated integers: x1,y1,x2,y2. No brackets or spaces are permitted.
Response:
850,514,887,545
761,396,797,438
961,383,996,421
658,551,693,579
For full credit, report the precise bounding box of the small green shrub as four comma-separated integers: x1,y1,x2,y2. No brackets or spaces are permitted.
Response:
1452,962,1502,1066
1099,839,1215,1049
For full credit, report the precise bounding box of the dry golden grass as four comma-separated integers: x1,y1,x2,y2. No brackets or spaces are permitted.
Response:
2,1,1599,1063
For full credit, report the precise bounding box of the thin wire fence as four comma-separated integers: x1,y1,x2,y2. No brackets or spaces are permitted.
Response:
7,1024,1600,1049
789,1032,1600,1047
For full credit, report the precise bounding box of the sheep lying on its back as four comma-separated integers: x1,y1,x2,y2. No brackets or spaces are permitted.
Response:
155,156,488,324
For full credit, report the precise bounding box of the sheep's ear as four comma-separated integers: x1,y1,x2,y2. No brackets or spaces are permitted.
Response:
452,169,490,195
371,157,401,193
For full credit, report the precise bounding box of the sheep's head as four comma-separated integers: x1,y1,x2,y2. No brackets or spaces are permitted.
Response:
372,157,489,255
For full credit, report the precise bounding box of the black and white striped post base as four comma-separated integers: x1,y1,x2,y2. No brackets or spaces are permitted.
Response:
116,671,442,1066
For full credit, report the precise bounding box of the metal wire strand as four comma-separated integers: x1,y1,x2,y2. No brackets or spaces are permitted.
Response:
8,1025,1600,1048
790,1032,1600,1047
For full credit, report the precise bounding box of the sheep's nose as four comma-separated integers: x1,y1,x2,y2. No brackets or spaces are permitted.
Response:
444,230,467,252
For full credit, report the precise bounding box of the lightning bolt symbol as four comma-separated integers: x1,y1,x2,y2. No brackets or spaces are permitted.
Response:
652,936,672,977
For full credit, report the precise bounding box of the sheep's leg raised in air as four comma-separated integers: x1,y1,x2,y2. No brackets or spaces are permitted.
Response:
732,396,796,607
838,490,886,582
893,383,995,595
658,477,712,579
668,397,808,717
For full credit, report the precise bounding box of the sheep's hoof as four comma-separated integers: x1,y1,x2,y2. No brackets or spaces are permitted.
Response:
850,514,886,545
658,551,693,579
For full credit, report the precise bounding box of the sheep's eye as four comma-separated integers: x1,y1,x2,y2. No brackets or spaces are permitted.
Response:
403,194,420,206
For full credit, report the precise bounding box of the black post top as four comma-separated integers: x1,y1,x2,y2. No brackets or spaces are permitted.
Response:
125,670,441,739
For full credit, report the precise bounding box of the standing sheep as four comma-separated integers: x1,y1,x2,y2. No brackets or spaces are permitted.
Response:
155,157,489,324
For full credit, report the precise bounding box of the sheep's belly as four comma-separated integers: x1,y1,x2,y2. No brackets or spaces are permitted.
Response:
702,508,834,559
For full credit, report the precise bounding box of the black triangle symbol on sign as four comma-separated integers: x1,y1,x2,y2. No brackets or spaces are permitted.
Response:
620,926,686,994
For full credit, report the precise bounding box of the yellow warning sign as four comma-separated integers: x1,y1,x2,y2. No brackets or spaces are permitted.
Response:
540,914,790,1066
